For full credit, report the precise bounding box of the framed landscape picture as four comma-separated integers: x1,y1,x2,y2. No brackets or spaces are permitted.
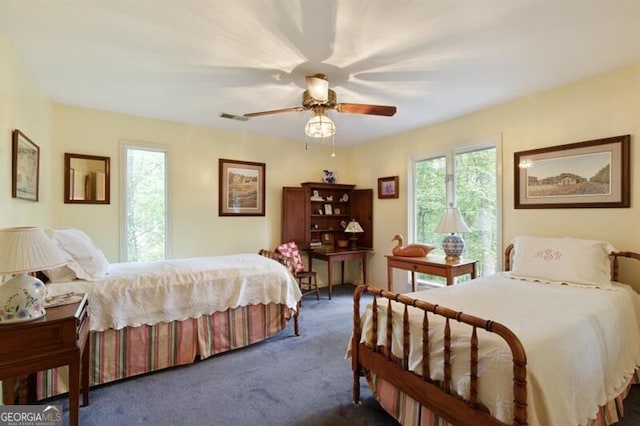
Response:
12,129,39,201
218,158,265,216
514,135,630,208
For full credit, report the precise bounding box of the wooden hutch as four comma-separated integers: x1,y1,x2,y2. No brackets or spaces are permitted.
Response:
282,182,373,249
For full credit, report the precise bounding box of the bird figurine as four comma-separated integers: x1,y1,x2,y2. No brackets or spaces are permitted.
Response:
391,234,436,257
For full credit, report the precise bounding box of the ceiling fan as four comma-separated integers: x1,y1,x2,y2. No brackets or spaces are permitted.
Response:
243,74,397,138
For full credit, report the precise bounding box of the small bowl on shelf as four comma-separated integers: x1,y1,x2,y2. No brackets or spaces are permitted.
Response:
336,239,349,248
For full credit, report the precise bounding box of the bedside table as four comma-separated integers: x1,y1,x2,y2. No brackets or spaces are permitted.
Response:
0,293,90,426
386,255,478,292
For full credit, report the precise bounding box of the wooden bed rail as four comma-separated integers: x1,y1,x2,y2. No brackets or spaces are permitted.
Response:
352,284,528,426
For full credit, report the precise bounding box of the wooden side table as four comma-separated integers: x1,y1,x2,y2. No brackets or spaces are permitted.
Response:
386,255,478,292
0,294,90,426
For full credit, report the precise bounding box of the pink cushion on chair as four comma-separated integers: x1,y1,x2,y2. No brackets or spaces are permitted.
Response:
277,242,305,273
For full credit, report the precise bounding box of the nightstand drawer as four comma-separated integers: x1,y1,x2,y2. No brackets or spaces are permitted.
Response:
0,322,72,360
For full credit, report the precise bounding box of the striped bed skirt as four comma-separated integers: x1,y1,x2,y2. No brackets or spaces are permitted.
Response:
366,369,639,426
35,302,293,400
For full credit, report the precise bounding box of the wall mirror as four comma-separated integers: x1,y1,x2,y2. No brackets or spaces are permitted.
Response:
64,153,110,204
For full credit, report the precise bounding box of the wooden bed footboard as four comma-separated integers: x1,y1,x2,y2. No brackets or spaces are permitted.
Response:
352,284,528,426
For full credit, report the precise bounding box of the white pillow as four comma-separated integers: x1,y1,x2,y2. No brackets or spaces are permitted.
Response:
42,264,77,283
511,236,615,288
46,228,109,281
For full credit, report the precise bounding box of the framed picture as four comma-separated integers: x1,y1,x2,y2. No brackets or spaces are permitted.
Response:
12,129,40,201
378,176,399,199
324,204,333,215
218,158,266,216
514,135,630,209
334,207,341,215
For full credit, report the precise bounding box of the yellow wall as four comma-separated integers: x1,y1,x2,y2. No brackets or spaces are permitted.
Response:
3,25,639,288
0,29,55,227
51,105,350,262
350,64,640,289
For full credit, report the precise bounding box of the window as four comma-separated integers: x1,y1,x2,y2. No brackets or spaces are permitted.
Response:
121,143,169,262
412,143,500,284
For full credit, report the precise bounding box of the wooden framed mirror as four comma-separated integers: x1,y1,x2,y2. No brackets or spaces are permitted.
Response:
64,153,110,204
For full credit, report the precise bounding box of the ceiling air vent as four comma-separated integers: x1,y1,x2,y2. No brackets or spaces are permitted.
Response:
219,112,248,121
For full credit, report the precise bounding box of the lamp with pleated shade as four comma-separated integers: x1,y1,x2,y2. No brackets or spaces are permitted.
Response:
434,206,472,260
0,227,67,323
344,220,364,249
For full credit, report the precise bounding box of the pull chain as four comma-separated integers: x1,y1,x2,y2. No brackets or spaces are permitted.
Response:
330,133,336,158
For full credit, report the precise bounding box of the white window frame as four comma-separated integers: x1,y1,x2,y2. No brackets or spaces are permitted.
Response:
119,140,171,262
407,135,503,271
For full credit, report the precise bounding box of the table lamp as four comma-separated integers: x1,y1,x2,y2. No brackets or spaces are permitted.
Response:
0,227,67,323
344,220,364,249
434,206,471,260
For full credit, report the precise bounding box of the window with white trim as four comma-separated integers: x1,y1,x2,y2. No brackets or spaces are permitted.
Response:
412,144,500,285
121,143,169,262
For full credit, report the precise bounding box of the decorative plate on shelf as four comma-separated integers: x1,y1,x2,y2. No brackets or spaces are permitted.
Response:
340,193,349,202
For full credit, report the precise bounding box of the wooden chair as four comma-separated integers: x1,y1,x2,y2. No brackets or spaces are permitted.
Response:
258,249,301,335
275,242,320,301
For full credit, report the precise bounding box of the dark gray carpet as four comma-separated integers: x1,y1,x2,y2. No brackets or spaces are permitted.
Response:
44,285,640,425
45,285,396,425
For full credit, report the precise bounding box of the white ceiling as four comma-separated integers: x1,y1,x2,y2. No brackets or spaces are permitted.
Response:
1,1,639,146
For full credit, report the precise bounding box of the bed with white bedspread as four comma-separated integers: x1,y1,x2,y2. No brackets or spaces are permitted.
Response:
7,228,302,401
350,236,640,426
45,254,302,332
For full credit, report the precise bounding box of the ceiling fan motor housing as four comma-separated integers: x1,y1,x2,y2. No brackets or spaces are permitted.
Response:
303,89,337,109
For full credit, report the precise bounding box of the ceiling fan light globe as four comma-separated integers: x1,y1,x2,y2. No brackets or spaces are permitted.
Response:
305,114,335,138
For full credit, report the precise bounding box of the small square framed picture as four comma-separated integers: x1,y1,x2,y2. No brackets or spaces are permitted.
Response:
378,176,399,199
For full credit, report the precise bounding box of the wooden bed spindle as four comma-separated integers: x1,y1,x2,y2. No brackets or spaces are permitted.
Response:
443,318,451,394
371,295,378,348
422,311,430,380
385,298,393,361
351,284,365,405
469,327,479,405
402,305,410,368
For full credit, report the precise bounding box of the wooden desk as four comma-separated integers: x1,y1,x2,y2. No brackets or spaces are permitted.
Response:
308,247,373,299
0,294,90,426
386,255,477,292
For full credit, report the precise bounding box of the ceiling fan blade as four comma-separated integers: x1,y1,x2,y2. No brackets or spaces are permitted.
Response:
305,74,329,102
335,103,397,116
243,107,304,118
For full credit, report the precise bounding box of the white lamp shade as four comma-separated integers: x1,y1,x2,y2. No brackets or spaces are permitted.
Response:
0,227,67,274
0,227,67,323
434,207,471,234
344,220,364,233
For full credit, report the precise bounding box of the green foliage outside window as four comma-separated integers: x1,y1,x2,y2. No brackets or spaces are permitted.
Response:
126,149,166,262
415,147,497,283
455,148,497,276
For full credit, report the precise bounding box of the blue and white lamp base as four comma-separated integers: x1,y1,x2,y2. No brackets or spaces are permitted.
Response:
0,273,47,324
442,233,465,261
